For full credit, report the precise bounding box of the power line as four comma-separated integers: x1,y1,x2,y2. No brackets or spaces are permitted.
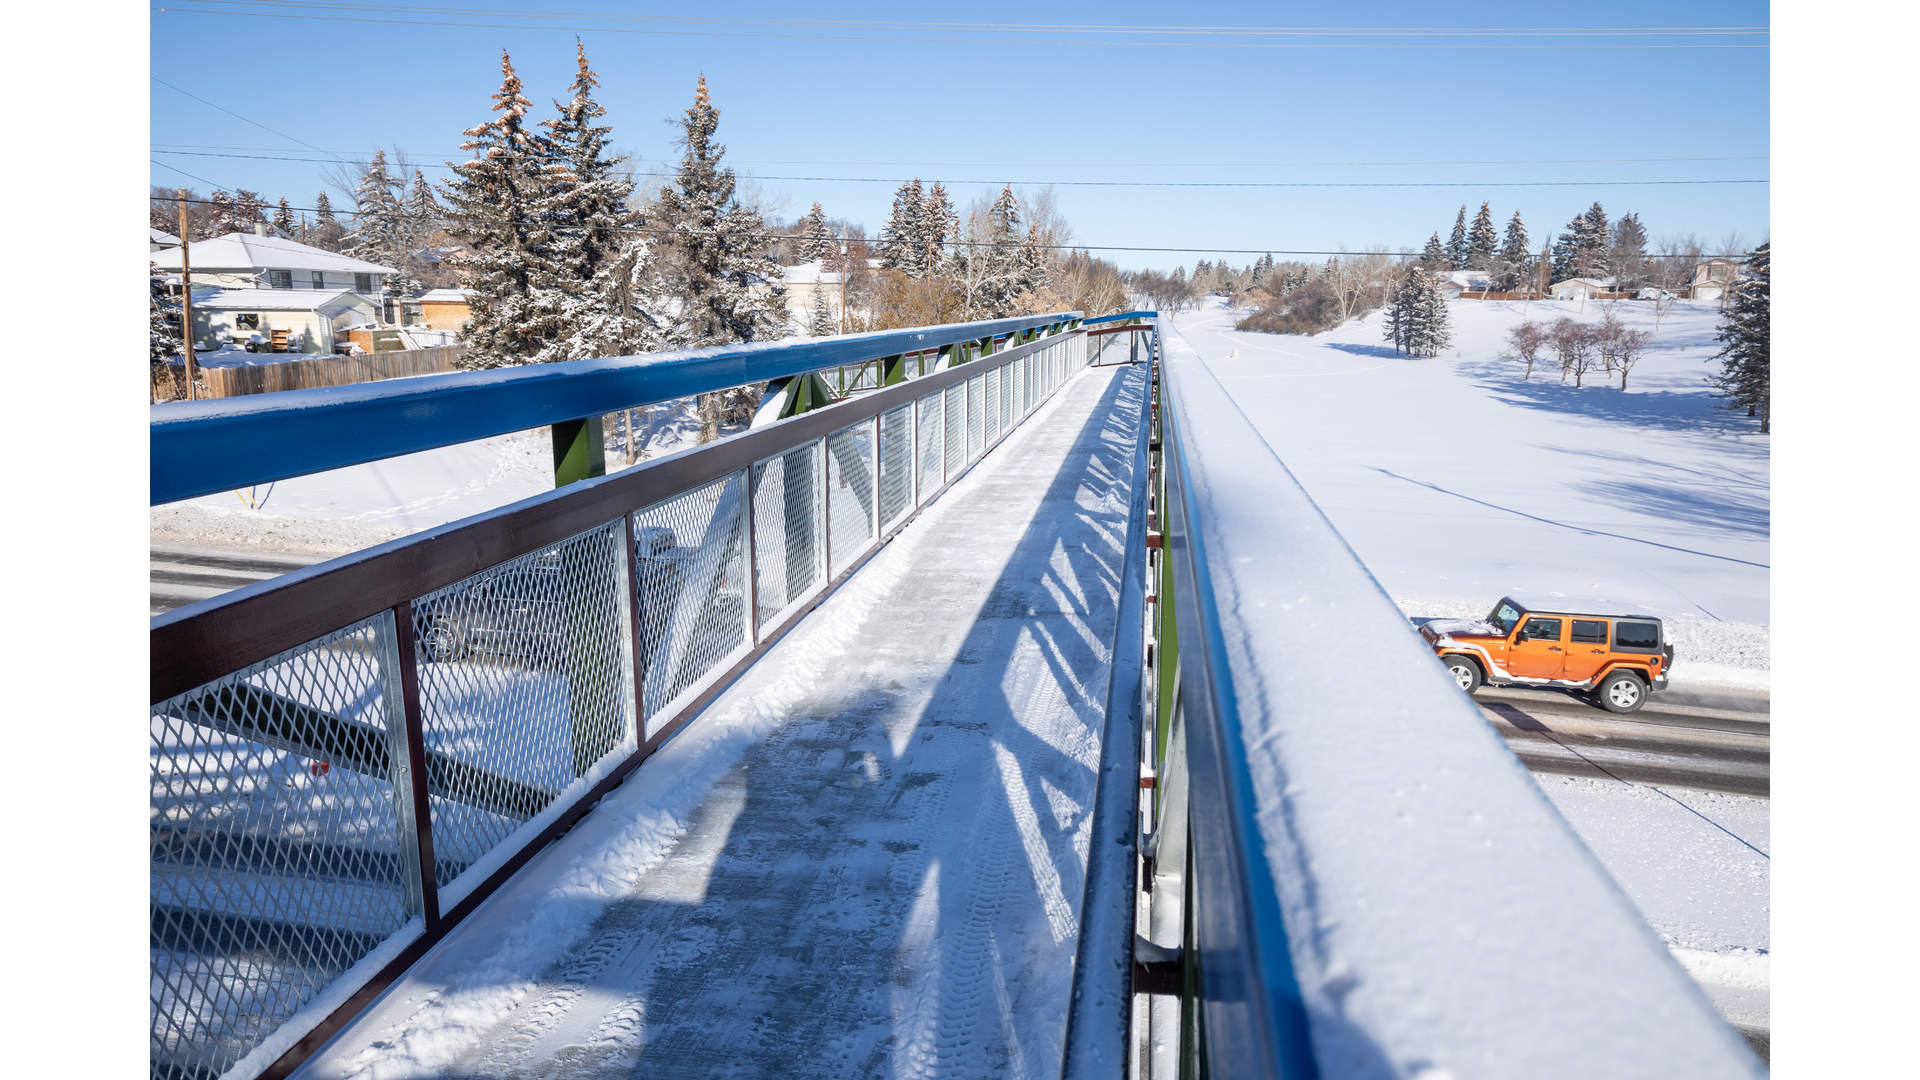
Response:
156,4,1771,48
149,143,1773,169
150,76,348,162
149,195,1755,259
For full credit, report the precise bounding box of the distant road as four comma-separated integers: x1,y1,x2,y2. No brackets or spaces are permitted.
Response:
1476,685,1769,797
150,544,326,616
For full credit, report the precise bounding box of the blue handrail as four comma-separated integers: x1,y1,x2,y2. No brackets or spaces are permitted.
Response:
151,312,1080,505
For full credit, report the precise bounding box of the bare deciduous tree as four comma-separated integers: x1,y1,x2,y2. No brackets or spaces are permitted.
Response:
1498,320,1547,380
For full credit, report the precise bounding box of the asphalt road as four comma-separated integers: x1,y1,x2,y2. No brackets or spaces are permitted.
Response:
150,544,326,616
1475,684,1769,797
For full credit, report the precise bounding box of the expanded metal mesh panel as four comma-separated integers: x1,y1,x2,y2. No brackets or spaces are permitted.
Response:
752,442,824,639
410,522,633,899
916,392,943,505
827,421,877,576
967,375,986,460
1021,355,1034,415
999,363,1014,434
983,366,1002,445
151,613,415,1080
878,405,913,531
943,383,965,482
633,473,751,737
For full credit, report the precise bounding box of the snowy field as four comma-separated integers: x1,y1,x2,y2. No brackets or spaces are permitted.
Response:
1168,296,1769,689
151,399,713,555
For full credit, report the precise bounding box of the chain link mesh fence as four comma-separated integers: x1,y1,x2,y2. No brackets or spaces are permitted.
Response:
410,522,634,904
827,420,877,577
916,392,943,507
151,613,417,1080
878,405,913,532
752,442,825,641
633,473,751,738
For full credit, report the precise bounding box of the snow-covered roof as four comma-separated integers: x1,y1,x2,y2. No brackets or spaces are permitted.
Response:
150,228,181,246
149,232,397,276
782,260,840,285
188,288,373,312
416,288,474,303
1551,277,1615,289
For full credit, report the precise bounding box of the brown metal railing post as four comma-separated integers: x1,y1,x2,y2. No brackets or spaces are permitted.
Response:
621,514,651,742
392,600,441,930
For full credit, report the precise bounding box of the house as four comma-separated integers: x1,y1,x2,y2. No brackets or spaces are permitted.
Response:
187,287,380,354
151,226,398,303
150,228,181,251
1549,277,1614,301
416,288,475,330
1687,258,1741,301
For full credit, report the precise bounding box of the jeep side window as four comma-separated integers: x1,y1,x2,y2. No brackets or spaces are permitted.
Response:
1614,621,1660,651
1518,617,1561,642
1570,619,1608,644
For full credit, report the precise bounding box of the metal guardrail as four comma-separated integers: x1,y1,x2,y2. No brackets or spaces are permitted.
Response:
150,312,1082,505
1143,315,1763,1078
149,322,1091,1080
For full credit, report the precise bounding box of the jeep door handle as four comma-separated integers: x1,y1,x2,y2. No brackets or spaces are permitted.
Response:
1591,649,1604,654
1547,646,1562,652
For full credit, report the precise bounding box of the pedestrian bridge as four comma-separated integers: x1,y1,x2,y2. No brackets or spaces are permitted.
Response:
149,315,1761,1079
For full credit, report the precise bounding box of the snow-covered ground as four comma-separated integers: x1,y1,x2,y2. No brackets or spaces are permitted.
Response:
1167,296,1768,690
151,398,716,555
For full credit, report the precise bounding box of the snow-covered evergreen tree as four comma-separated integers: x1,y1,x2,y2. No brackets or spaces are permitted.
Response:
1383,264,1416,355
1496,210,1531,291
1709,242,1769,431
311,192,346,251
151,262,182,359
973,185,1029,317
1609,211,1648,290
346,151,415,292
1445,205,1470,269
808,284,835,336
922,181,955,277
1467,201,1499,270
878,179,928,276
1018,223,1049,300
206,188,268,235
1386,265,1453,357
1417,269,1453,355
655,76,789,347
797,202,832,262
273,197,296,237
542,43,664,361
1420,231,1448,269
444,51,567,368
1572,202,1610,280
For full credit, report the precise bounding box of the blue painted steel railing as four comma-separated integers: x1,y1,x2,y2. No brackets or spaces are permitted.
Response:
151,312,1081,505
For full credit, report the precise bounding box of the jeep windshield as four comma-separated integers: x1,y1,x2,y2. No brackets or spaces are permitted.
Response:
1488,601,1522,635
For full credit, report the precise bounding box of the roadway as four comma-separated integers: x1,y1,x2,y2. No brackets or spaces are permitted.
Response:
1476,685,1769,797
150,544,325,615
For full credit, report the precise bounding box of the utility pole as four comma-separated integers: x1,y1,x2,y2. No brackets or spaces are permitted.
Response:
177,188,198,400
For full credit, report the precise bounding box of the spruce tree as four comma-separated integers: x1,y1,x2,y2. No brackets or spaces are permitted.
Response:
443,51,567,368
1574,202,1610,280
1467,201,1499,270
1708,242,1769,431
878,178,927,276
273,197,296,237
542,42,663,361
1496,210,1531,291
921,181,954,277
1549,218,1582,284
347,150,414,291
1420,232,1448,269
312,192,345,251
798,202,832,262
1609,211,1648,291
1445,205,1470,269
976,185,1028,317
1383,264,1418,355
1419,269,1454,355
151,262,182,360
654,76,789,348
808,284,835,336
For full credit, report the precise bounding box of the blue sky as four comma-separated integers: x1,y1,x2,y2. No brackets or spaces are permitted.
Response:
149,3,1770,270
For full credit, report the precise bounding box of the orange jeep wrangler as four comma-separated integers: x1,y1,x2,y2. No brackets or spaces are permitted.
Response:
1419,597,1673,713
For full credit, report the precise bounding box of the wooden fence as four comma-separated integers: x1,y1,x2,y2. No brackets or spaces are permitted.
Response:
197,346,461,398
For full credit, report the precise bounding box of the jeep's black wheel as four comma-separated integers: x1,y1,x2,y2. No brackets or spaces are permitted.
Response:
421,614,468,662
1597,670,1646,714
1444,656,1483,694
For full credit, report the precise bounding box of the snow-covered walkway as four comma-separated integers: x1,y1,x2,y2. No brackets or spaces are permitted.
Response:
298,364,1146,1080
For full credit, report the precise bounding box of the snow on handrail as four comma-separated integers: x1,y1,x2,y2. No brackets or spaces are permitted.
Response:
1155,315,1762,1078
150,311,1080,505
